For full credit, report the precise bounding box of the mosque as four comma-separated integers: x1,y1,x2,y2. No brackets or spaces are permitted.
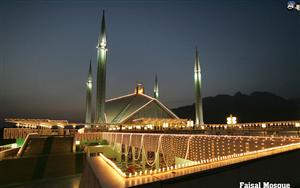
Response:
2,11,300,188
84,11,204,127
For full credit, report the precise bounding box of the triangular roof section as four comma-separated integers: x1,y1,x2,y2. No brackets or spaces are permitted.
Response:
105,93,178,124
138,93,179,119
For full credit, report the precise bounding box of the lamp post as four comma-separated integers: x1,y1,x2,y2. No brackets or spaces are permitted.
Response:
262,123,266,136
226,114,237,135
226,114,237,125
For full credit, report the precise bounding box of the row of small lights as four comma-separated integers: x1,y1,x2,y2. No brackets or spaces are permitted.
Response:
108,125,155,131
99,142,300,179
13,120,300,130
106,122,300,131
101,133,300,173
99,150,218,178
102,133,299,152
16,123,38,129
16,123,75,129
102,132,300,143
205,122,300,129
107,120,196,131
101,132,300,175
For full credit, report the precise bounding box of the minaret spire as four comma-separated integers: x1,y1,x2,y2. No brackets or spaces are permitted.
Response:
154,74,159,99
85,59,93,124
88,59,92,81
97,10,106,49
95,10,107,124
194,47,204,125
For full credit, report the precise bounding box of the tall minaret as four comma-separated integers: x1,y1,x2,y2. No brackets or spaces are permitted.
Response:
95,10,107,124
154,74,159,99
85,60,92,124
194,47,204,125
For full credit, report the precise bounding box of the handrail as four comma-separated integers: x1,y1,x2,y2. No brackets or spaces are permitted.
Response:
17,133,38,157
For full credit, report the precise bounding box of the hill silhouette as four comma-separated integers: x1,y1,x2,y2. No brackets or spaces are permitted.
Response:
172,92,300,124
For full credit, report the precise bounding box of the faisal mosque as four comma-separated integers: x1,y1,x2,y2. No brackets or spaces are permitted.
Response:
84,11,204,126
1,10,300,188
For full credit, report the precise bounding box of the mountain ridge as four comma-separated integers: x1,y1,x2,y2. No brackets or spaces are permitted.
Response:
172,91,300,124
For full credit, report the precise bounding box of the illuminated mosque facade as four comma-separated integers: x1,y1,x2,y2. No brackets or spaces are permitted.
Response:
85,11,203,126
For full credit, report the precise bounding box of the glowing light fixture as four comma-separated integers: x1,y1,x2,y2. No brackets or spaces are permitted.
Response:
227,114,237,125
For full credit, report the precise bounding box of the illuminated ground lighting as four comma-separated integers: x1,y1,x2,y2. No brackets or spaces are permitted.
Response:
105,120,300,132
5,119,300,132
99,132,300,178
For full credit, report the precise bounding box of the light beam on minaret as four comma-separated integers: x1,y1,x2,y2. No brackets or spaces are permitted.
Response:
154,74,159,99
194,47,204,125
95,10,107,124
85,60,92,124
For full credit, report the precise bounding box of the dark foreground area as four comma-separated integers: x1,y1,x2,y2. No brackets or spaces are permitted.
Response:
0,135,85,187
1,174,81,188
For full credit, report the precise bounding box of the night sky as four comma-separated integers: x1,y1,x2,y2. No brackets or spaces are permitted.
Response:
1,0,299,122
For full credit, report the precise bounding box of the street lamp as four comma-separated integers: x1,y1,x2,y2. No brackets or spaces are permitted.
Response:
262,123,267,136
227,114,237,125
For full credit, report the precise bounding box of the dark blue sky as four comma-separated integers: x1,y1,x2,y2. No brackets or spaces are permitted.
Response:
1,0,299,122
